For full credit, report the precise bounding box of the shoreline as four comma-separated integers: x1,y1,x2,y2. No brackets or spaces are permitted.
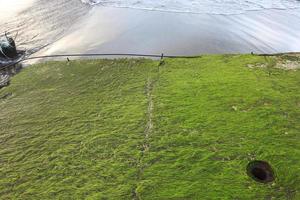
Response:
2,51,300,68
1,1,300,60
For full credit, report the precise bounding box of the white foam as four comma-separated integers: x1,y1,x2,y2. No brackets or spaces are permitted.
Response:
81,0,300,14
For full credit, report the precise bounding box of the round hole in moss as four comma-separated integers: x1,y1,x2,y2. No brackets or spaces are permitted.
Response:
247,161,275,183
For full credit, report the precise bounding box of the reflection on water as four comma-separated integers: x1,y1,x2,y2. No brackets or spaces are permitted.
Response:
0,0,35,21
41,6,300,56
0,0,300,56
0,0,89,55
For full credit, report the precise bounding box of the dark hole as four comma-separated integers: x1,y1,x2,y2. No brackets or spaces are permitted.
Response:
247,161,275,183
251,167,267,181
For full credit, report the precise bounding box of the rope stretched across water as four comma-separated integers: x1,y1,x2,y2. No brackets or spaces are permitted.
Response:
0,53,201,70
1,51,299,71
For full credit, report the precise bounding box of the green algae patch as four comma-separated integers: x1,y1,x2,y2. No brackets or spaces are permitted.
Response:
0,55,299,199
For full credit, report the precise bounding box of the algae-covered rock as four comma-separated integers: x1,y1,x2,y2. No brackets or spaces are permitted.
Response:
0,35,17,58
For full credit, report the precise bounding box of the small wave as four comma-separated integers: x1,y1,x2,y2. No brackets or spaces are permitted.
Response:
81,0,300,14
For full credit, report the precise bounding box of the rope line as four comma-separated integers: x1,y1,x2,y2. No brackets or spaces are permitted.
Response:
0,53,201,70
1,51,299,71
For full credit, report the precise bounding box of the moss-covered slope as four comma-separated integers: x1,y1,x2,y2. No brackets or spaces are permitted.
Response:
0,55,299,199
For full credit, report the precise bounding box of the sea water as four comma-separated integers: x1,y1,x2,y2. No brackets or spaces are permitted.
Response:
81,0,300,14
1,0,300,57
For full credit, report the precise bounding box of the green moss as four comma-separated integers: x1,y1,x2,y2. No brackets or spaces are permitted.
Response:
0,55,299,199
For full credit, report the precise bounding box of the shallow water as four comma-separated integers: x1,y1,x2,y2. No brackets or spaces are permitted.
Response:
0,0,89,54
0,0,36,21
40,6,300,56
0,0,300,57
81,0,300,14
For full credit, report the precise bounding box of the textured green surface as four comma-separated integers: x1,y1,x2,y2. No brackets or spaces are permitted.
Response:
0,55,299,199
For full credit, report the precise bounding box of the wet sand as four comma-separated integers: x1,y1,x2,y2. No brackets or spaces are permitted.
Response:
41,6,300,56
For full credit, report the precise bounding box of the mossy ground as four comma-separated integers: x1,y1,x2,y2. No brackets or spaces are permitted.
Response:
0,55,299,199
